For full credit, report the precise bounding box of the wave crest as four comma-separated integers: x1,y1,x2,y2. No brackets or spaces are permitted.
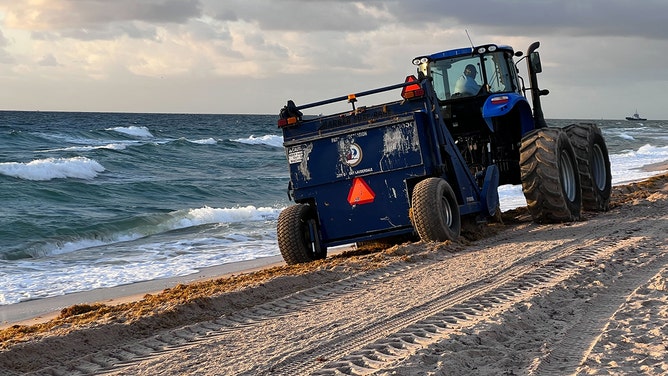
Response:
231,134,283,148
179,205,281,227
107,126,154,138
13,205,283,260
0,157,105,181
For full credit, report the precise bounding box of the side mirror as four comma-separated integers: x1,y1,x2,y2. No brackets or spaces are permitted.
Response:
530,51,542,74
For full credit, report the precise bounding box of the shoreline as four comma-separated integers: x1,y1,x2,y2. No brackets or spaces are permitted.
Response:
0,255,284,328
0,246,352,329
640,160,668,172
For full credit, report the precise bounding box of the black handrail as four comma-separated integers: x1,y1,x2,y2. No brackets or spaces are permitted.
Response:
294,80,416,111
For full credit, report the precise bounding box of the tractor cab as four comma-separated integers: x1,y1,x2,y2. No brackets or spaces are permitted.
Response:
413,44,523,136
413,43,548,135
414,44,521,100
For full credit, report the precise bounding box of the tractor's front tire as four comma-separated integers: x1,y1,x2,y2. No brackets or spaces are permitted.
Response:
277,204,327,265
520,128,581,223
411,177,461,242
564,123,612,211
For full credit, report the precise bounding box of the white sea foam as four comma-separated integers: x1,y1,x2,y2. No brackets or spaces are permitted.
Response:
0,157,105,181
179,206,281,227
0,259,201,304
0,205,283,304
610,144,668,183
232,134,283,148
188,137,218,145
30,205,283,259
40,143,129,152
0,234,281,305
498,184,526,212
30,233,141,259
0,205,284,305
108,126,154,138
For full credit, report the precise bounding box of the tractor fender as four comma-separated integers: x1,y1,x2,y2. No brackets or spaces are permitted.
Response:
483,94,534,136
480,164,500,217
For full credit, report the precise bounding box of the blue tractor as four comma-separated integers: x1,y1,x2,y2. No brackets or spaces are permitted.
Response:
276,41,611,264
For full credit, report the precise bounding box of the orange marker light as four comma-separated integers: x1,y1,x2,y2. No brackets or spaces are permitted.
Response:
277,116,298,128
401,75,424,99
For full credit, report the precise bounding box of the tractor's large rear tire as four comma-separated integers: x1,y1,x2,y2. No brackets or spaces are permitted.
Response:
277,204,327,265
520,128,581,223
411,177,461,242
564,123,612,211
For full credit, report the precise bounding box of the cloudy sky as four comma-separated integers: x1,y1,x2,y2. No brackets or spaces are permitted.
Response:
0,0,666,119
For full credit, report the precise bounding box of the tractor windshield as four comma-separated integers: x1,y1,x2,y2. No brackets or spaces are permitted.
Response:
426,51,516,102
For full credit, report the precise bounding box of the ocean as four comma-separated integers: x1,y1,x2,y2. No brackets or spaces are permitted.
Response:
1,111,667,306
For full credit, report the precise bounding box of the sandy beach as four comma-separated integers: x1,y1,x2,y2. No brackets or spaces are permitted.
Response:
1,171,667,375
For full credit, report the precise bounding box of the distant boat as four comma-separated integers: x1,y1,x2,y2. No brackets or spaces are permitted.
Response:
625,110,647,121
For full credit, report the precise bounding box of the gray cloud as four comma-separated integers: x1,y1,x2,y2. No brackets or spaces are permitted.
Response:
6,0,666,42
3,0,202,41
387,0,668,40
204,0,389,32
54,23,159,41
12,0,665,45
0,29,15,64
51,0,202,26
200,0,667,41
37,53,59,67
242,31,290,58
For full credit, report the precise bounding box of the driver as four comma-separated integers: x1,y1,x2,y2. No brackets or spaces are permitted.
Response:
454,64,481,96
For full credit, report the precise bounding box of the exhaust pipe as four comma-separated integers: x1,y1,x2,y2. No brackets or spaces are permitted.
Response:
526,42,548,128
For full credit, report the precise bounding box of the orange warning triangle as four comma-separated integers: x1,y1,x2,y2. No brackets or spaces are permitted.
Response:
347,177,375,205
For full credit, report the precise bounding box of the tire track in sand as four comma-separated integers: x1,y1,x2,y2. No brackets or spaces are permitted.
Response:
529,240,668,375
308,237,659,375
109,232,630,375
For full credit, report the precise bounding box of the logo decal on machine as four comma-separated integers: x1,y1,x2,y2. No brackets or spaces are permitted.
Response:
345,143,363,167
347,177,375,205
